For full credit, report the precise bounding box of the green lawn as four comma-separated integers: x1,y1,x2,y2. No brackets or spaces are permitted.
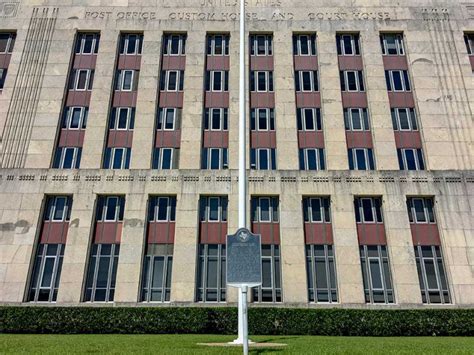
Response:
1,334,473,354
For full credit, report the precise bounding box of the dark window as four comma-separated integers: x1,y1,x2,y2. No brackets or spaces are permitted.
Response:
415,245,450,304
406,197,435,224
385,70,411,91
109,107,135,130
84,244,120,302
141,244,173,302
28,244,65,302
0,68,7,89
464,33,474,55
344,108,370,131
293,34,316,55
306,245,337,303
250,148,276,170
103,147,131,169
250,34,273,56
158,108,180,130
70,69,94,91
148,196,176,222
152,148,178,169
96,196,125,222
199,196,228,222
251,197,279,223
340,70,364,91
203,108,228,131
398,149,425,171
44,196,72,222
302,197,331,223
0,32,16,53
205,70,229,92
252,245,282,303
119,33,143,55
295,71,318,92
75,33,100,54
354,197,383,223
53,147,82,169
380,33,404,55
299,148,325,170
201,148,228,170
360,245,394,304
297,108,322,131
250,108,275,131
391,108,418,131
336,34,360,55
163,34,186,55
62,106,88,129
196,244,226,302
250,71,273,92
207,34,230,56
348,148,375,170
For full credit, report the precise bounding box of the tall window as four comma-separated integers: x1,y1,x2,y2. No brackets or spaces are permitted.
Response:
0,32,16,53
163,34,186,55
115,70,138,91
203,108,228,131
344,108,370,131
62,107,88,130
380,33,405,55
303,197,331,223
252,245,282,303
348,148,375,170
398,148,425,171
141,244,173,302
297,108,322,131
158,108,181,130
250,148,276,170
250,71,274,92
251,108,275,131
69,69,94,91
207,34,230,56
103,147,131,169
119,33,143,55
109,107,135,130
406,197,435,224
160,70,185,91
96,196,125,222
152,148,178,169
205,70,229,92
415,245,450,304
148,196,176,222
52,147,82,169
306,245,337,303
391,108,418,131
75,32,99,54
252,196,279,223
354,197,383,224
295,70,319,92
196,244,226,302
385,70,411,92
199,196,228,222
293,34,316,56
299,148,325,170
464,33,474,55
340,70,365,92
201,148,228,170
360,245,394,303
336,34,360,55
250,34,273,56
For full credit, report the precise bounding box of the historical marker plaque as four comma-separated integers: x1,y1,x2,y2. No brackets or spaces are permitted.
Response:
226,228,262,287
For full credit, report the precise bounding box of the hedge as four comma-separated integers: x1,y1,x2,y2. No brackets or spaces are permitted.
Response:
1,307,473,336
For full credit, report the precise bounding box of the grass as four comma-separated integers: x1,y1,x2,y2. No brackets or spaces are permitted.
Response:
1,334,473,354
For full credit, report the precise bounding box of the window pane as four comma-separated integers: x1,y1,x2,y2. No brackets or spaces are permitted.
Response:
259,150,269,170
311,199,322,221
96,256,111,288
214,36,223,55
165,109,175,129
405,150,417,170
211,110,221,130
347,72,357,90
398,109,410,130
257,36,266,54
362,199,374,222
258,110,268,130
424,259,439,290
315,259,328,289
262,259,272,287
53,198,66,220
40,258,55,288
63,149,75,169
171,36,180,54
300,36,309,55
257,72,266,91
343,36,353,55
351,109,362,130
123,71,132,90
413,199,426,222
260,199,270,221
213,72,222,91
307,149,317,170
168,72,177,90
209,198,219,221
162,149,172,169
70,108,82,128
210,149,220,169
157,198,168,221
392,71,403,90
304,109,314,130
118,109,128,129
105,198,118,220
356,150,367,170
83,35,93,53
77,71,87,89
0,34,9,52
369,259,383,289
302,72,311,90
151,257,165,288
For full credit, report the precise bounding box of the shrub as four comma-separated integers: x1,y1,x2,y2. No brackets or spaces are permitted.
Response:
1,306,473,336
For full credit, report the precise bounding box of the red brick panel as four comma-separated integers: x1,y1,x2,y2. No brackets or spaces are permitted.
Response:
40,221,69,244
147,222,175,244
113,91,138,107
394,131,423,149
250,92,275,108
205,92,229,108
206,55,230,70
161,55,186,70
298,131,325,149
117,55,142,70
338,55,363,70
73,54,97,70
199,222,227,244
357,224,387,245
251,131,277,148
250,56,274,71
159,92,184,108
345,131,373,148
94,222,123,244
107,130,133,148
155,130,181,148
66,91,92,106
58,129,85,147
341,92,368,108
293,55,318,70
0,53,11,69
252,223,280,245
202,130,229,148
410,224,441,246
304,223,333,244
388,92,415,108
382,55,408,70
295,92,321,108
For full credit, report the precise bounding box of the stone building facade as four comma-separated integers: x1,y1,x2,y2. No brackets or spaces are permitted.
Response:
0,0,473,307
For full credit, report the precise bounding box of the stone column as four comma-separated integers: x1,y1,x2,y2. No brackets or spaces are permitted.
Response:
57,191,95,303
114,192,147,303
274,30,298,170
130,31,162,169
80,30,118,169
363,32,399,170
318,32,347,170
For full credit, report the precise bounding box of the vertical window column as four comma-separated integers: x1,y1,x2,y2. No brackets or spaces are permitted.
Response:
336,33,375,170
0,32,15,91
153,34,187,169
302,197,337,303
407,197,450,304
196,196,228,302
249,34,277,170
103,33,143,169
28,196,72,302
53,32,100,169
251,196,282,303
141,196,176,302
354,197,394,304
84,196,125,302
380,33,425,171
201,34,230,170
